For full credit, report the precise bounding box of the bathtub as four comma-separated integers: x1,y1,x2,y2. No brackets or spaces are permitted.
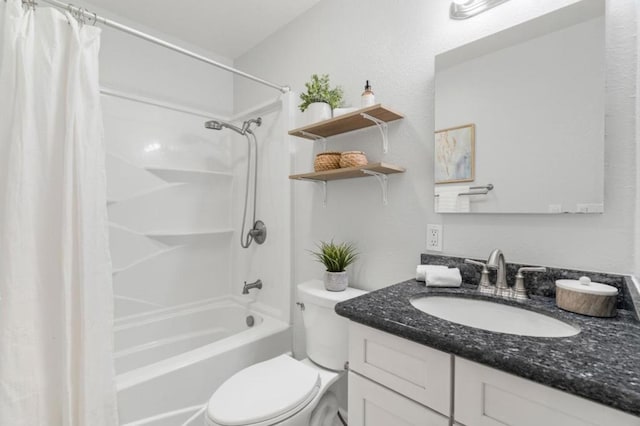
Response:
115,297,291,426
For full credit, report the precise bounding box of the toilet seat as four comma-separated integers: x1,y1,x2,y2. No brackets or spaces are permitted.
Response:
206,355,321,426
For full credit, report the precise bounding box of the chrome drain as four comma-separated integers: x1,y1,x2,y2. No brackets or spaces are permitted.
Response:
246,315,255,327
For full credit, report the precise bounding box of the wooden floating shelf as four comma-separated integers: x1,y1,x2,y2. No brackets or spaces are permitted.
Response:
289,162,405,182
288,104,404,140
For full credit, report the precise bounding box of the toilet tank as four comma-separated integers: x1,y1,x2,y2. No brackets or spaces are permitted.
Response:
297,280,367,371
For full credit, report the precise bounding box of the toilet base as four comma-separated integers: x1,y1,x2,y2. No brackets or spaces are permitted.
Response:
309,391,338,426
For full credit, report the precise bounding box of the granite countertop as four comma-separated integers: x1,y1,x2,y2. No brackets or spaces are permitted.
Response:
335,280,640,417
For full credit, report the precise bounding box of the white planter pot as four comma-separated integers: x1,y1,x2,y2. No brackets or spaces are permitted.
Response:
324,271,348,292
305,102,332,125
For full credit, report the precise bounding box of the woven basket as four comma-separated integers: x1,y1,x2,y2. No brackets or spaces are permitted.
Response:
339,151,368,168
314,152,342,172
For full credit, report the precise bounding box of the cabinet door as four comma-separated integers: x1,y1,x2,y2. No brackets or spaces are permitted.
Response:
349,322,452,416
348,372,449,426
455,357,640,426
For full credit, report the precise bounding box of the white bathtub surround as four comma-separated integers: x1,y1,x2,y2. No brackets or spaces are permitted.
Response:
230,94,295,323
0,1,117,424
102,94,234,319
99,37,294,422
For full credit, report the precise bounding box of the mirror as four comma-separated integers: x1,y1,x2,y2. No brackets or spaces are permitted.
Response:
434,0,604,214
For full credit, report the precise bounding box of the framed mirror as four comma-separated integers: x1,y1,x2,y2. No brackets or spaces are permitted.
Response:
434,0,605,214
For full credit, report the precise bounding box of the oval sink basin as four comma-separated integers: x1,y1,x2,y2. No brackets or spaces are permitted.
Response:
410,296,580,337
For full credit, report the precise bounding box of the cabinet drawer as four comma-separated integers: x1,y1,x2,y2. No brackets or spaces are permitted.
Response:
349,322,452,416
348,372,449,426
455,357,640,426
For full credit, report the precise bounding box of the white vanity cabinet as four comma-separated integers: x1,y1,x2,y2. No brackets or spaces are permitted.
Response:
347,322,640,426
455,357,640,426
347,322,451,425
348,373,449,426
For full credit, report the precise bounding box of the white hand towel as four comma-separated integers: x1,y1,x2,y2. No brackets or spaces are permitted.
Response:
435,185,470,213
426,267,462,287
456,186,470,212
416,265,447,282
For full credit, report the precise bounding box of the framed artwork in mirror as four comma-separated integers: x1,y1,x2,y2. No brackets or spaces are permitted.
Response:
434,123,475,184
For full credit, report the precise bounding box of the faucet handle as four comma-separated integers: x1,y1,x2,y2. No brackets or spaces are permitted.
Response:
512,266,547,300
464,259,493,294
465,259,486,269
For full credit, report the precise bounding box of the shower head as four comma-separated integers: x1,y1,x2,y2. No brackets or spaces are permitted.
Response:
204,120,244,135
204,120,224,130
205,117,263,136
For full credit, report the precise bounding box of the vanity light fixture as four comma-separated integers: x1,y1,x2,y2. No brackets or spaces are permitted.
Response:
449,0,511,20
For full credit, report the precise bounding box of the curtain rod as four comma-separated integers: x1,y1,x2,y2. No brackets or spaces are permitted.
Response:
36,0,290,94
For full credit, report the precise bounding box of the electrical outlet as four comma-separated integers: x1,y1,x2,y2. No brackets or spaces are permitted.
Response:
426,224,443,252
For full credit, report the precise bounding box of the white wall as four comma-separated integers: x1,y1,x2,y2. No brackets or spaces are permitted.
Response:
77,0,234,114
235,0,638,294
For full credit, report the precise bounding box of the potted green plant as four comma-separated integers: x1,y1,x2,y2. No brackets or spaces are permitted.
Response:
310,240,358,291
299,74,343,124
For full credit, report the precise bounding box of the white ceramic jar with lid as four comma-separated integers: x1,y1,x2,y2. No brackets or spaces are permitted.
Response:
555,276,618,317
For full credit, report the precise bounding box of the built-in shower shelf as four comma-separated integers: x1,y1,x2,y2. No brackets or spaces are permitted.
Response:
289,162,405,206
144,167,233,183
146,229,234,238
145,229,234,244
107,183,186,205
288,104,404,153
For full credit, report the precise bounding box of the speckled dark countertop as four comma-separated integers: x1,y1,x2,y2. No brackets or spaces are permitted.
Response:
336,279,640,417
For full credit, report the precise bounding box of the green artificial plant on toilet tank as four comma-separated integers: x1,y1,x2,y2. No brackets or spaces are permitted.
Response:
310,240,358,292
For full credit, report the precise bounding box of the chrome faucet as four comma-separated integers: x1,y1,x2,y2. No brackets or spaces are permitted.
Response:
242,279,263,294
486,249,510,297
466,250,547,300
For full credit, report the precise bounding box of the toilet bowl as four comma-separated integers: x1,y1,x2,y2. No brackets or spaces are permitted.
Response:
205,355,340,426
205,280,366,426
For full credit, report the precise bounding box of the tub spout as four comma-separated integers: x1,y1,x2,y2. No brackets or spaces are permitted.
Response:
242,279,263,294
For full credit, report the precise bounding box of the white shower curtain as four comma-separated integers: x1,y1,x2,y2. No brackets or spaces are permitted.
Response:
0,1,118,425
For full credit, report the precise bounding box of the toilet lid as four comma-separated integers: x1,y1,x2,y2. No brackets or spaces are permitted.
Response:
207,355,320,426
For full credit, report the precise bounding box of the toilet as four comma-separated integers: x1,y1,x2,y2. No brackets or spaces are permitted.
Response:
205,280,366,426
